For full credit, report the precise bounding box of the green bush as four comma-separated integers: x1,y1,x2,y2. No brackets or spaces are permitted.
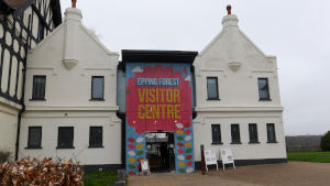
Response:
0,151,10,163
320,131,330,151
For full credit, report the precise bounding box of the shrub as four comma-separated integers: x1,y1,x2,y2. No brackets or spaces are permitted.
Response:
0,157,84,185
0,152,10,164
320,131,330,151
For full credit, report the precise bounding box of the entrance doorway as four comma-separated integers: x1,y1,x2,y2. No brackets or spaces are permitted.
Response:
145,132,175,172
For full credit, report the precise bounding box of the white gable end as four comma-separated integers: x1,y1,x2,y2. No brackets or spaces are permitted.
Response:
194,13,282,110
196,15,275,73
25,8,119,110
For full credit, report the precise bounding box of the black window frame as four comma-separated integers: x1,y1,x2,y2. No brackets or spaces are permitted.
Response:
258,78,271,101
31,75,46,100
57,127,74,149
267,123,277,143
211,124,222,145
207,77,220,100
248,123,259,144
27,126,42,149
91,76,104,101
231,124,241,144
89,126,103,148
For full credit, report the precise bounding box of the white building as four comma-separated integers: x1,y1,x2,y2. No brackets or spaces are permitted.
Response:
19,7,122,171
1,3,287,173
193,9,286,164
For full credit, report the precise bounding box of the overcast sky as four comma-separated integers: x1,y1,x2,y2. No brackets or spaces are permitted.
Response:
60,0,330,136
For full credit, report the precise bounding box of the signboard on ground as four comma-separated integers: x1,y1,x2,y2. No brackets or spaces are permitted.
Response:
204,149,218,171
220,147,236,170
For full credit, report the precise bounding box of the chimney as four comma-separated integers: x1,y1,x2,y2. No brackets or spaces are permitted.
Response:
222,4,239,28
62,1,82,70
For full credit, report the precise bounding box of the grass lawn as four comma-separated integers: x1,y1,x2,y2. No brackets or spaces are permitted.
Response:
84,171,118,186
288,152,330,163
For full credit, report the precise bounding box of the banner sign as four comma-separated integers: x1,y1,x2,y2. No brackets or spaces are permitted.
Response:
125,63,195,175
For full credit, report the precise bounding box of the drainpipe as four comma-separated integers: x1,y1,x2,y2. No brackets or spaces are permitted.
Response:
15,108,24,161
15,46,27,161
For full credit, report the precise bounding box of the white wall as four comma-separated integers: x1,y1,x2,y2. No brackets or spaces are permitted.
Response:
19,111,121,165
193,14,286,161
20,8,121,165
193,112,287,161
0,102,19,160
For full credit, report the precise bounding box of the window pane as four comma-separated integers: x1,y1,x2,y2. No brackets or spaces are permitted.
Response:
249,124,258,143
90,127,103,147
92,77,104,99
258,78,270,100
267,124,276,142
211,124,221,144
231,124,240,143
58,127,74,148
207,77,218,99
32,76,46,99
28,127,41,148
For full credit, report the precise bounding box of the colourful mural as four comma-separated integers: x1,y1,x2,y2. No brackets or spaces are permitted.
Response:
125,63,195,175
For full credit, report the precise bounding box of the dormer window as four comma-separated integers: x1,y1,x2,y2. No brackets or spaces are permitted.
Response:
91,76,104,100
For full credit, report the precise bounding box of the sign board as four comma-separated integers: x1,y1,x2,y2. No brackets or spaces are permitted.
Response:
126,64,192,133
204,149,218,171
125,63,195,175
140,159,150,175
220,147,234,164
220,147,236,170
205,149,217,165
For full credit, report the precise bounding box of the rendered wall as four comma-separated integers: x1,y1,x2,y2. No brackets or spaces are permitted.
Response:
20,8,121,166
0,102,18,160
193,112,287,161
193,14,286,161
19,111,121,165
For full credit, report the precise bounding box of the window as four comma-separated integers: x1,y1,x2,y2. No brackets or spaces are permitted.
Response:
91,76,104,100
207,77,219,100
57,127,74,148
249,123,259,143
32,76,46,100
211,124,222,144
231,124,241,144
89,127,103,148
37,21,45,41
267,123,276,143
27,127,42,148
258,78,270,100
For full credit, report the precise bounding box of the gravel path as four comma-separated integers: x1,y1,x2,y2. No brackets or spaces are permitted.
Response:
128,162,330,186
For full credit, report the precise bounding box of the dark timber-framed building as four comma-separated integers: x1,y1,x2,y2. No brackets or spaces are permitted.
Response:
0,0,62,160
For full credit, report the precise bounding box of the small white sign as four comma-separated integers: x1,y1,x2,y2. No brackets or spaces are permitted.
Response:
220,147,236,170
204,149,218,171
140,159,151,175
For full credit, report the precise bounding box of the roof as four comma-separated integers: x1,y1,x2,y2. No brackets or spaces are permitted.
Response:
121,50,198,65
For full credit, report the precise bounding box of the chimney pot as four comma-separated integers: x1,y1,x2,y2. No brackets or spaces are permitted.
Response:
226,5,232,15
72,0,77,8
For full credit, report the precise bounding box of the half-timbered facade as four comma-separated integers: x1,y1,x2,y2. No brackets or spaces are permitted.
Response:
0,0,62,160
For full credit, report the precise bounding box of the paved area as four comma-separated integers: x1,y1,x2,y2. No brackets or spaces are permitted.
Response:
128,162,330,186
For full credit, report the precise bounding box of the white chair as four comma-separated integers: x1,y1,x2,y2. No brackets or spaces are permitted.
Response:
220,147,236,170
204,149,219,172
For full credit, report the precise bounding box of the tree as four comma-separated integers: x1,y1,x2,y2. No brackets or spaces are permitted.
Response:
320,131,330,151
